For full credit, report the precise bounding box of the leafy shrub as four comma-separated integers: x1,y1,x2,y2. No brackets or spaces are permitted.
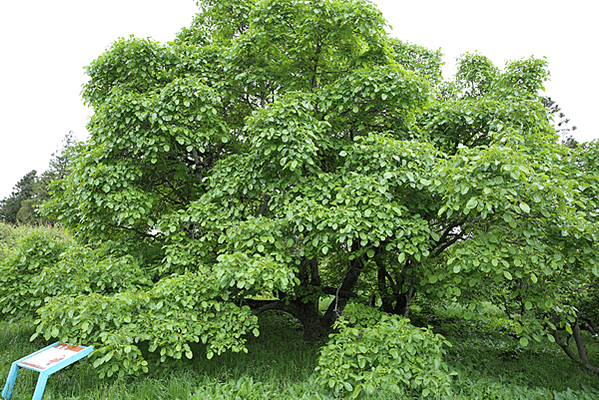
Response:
0,228,73,321
316,303,455,398
35,240,154,297
0,226,157,324
34,271,259,379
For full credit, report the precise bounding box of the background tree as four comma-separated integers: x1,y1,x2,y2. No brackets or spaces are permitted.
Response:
0,170,38,224
45,131,78,182
0,132,77,225
542,96,579,148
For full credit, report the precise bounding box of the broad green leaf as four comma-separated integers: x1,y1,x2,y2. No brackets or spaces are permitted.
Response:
465,197,478,210
525,300,532,310
519,202,530,213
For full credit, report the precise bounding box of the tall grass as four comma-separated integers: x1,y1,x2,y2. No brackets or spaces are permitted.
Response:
417,302,599,399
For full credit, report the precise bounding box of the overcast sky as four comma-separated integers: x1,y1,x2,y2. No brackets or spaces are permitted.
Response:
1,0,596,200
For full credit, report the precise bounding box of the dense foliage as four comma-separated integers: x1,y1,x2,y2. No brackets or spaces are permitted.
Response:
0,226,73,321
1,0,594,390
316,303,454,398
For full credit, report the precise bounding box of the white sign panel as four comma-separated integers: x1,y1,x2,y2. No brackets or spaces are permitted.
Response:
20,344,87,371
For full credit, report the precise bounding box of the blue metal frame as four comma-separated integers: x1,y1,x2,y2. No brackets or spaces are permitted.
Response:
2,342,93,400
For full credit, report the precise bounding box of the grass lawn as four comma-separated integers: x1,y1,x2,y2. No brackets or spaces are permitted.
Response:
1,305,598,399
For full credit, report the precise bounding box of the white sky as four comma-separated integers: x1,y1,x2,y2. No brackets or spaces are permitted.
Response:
1,0,596,199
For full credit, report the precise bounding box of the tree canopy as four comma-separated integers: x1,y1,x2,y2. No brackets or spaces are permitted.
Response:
37,0,599,385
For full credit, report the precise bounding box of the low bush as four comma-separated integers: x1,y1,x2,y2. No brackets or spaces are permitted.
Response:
0,227,73,321
316,303,455,398
36,240,154,298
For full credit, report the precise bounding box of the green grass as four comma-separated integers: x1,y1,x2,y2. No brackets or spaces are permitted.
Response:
1,307,598,399
415,302,599,399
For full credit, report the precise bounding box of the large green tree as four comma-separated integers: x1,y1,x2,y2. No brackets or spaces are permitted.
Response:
40,0,598,380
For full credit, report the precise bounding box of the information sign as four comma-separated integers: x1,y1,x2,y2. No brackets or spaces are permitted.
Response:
2,342,93,400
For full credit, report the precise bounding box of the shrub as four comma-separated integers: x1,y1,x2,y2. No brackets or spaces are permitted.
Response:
316,303,455,398
0,228,73,321
35,240,154,298
34,272,259,379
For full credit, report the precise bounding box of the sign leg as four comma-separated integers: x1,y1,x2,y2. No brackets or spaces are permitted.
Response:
2,362,20,399
31,371,49,400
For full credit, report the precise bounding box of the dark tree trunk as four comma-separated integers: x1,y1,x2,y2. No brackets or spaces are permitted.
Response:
551,323,599,376
322,252,366,328
292,300,331,341
376,259,415,317
247,251,367,341
246,298,331,341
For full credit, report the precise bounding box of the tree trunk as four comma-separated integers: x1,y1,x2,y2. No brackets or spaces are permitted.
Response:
246,298,331,341
292,300,331,341
248,251,366,341
322,253,365,328
377,259,415,317
551,325,599,376
393,280,415,318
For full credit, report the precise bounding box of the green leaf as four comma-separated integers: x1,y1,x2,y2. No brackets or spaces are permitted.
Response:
503,270,513,280
519,202,530,213
525,300,533,310
465,197,478,210
519,337,529,347
566,324,573,335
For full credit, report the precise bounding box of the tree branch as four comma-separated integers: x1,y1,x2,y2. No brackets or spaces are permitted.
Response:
256,194,271,217
552,328,599,375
